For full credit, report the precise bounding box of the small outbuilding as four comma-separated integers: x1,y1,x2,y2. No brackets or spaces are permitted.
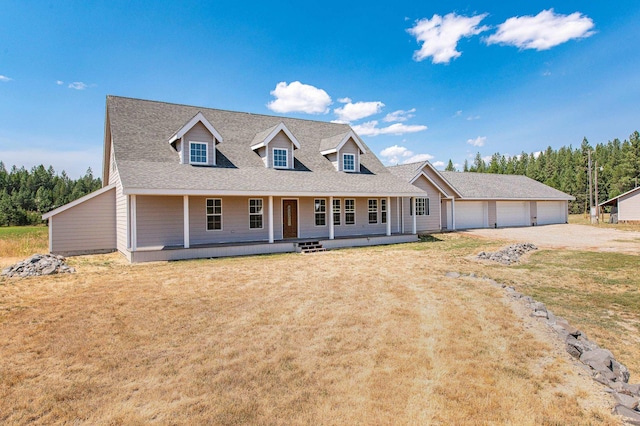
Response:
599,186,640,223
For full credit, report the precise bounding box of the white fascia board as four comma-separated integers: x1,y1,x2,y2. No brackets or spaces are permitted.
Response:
250,122,301,151
599,186,640,206
169,112,223,144
42,184,117,219
459,197,575,201
411,171,454,198
123,187,424,198
410,161,463,198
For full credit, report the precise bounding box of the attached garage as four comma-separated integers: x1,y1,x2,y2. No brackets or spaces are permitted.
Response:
537,201,567,225
455,201,487,229
497,201,530,228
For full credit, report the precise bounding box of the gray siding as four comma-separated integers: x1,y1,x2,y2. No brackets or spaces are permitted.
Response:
488,201,497,228
136,196,184,247
404,175,441,232
268,131,294,169
325,152,338,171
51,187,116,254
422,166,458,197
108,146,128,254
338,138,360,172
183,122,215,165
619,191,640,221
189,196,276,244
329,197,389,237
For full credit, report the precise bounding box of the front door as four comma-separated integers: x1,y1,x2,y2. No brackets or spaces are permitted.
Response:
282,199,298,238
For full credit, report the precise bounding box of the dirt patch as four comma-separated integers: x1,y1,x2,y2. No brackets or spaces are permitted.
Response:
462,224,640,255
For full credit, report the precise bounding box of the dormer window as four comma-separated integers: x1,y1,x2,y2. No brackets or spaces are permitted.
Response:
343,153,355,172
251,122,300,170
190,142,208,165
320,130,367,173
169,112,223,166
273,148,288,169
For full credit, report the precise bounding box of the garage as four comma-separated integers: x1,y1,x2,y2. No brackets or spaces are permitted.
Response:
497,201,530,228
537,201,567,225
455,201,487,229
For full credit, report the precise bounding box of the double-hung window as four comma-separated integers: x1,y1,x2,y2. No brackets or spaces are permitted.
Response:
343,153,355,172
249,199,263,229
381,199,387,224
412,198,429,216
206,198,222,230
273,148,288,169
368,199,378,224
314,199,326,226
345,199,355,225
333,199,341,226
190,142,208,165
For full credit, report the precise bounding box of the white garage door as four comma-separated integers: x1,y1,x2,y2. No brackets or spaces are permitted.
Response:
537,201,566,225
455,201,487,229
497,201,530,227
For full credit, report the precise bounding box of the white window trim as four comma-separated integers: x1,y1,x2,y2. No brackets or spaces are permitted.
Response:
189,141,209,165
333,198,341,226
368,199,378,224
314,198,327,227
345,198,356,225
414,197,429,216
206,198,222,231
273,147,289,169
343,153,356,172
249,198,264,229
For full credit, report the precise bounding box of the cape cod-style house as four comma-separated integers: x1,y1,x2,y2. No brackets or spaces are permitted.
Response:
43,96,574,262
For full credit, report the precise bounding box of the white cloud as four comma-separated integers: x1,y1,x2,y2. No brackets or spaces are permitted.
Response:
453,110,463,118
0,75,12,82
466,115,480,121
432,161,445,168
337,97,352,103
267,81,332,114
379,145,433,165
353,120,428,137
482,155,492,163
533,151,542,158
467,136,487,147
383,108,416,122
334,101,385,122
56,80,64,85
408,13,489,64
485,9,595,50
68,81,88,90
542,71,551,76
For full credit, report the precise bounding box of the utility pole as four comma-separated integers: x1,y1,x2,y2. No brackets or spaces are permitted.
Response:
594,161,599,223
588,150,593,221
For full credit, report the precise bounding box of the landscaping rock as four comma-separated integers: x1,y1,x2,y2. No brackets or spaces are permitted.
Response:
1,254,75,278
477,243,538,265
613,405,640,425
445,272,460,278
613,392,639,410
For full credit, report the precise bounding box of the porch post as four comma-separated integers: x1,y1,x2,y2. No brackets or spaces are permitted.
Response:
183,195,190,249
268,196,274,243
386,196,391,236
412,197,417,235
131,194,137,251
401,197,405,234
396,196,401,233
48,217,53,253
329,196,335,240
452,198,456,231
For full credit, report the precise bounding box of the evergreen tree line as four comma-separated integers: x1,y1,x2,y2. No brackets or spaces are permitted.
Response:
445,131,640,214
0,163,102,226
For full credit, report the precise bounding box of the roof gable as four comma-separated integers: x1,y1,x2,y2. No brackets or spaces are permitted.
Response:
169,111,223,145
599,186,640,206
250,122,301,150
320,130,366,155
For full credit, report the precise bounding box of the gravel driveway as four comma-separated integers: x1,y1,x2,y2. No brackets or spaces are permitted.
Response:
461,224,640,255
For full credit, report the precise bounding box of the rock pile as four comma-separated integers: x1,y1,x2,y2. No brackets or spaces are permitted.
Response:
445,271,640,424
477,243,538,265
1,254,75,278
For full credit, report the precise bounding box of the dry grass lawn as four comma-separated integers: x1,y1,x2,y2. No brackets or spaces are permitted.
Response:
0,232,631,424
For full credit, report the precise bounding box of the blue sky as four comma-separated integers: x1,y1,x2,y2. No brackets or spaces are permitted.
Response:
1,1,639,177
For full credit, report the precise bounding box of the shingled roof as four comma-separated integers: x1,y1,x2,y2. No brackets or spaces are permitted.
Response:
439,171,574,200
107,96,423,196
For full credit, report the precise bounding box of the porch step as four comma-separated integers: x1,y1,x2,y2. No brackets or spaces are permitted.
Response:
297,241,326,254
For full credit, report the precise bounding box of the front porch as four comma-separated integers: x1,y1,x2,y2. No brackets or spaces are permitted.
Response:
126,233,418,263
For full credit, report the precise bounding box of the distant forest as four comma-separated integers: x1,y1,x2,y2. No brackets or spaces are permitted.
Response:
447,131,640,214
0,163,101,226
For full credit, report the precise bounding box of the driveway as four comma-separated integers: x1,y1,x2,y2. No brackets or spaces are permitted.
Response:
461,224,640,255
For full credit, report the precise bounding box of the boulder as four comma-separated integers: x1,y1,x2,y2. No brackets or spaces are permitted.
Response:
613,405,640,425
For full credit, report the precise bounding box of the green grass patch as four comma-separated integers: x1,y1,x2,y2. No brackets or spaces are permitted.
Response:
0,226,49,258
